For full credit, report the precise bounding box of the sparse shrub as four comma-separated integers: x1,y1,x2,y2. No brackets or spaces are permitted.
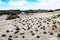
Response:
48,10,54,12
6,14,15,20
57,14,60,17
25,10,29,13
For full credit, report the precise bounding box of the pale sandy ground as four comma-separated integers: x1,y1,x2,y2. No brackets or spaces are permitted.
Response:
0,11,60,40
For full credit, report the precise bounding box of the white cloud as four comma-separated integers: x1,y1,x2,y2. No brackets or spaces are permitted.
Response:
0,1,2,4
0,0,60,10
31,0,60,9
8,0,28,6
37,0,48,2
0,1,6,4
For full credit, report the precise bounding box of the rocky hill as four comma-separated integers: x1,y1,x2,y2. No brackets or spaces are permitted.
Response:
0,11,60,40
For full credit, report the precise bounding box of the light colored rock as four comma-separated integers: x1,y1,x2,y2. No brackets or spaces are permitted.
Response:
0,12,60,40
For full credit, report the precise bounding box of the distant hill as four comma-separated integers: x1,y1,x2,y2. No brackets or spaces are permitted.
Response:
0,10,21,15
0,9,60,15
54,9,60,11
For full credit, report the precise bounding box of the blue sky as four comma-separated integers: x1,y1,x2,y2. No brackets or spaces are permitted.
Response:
0,0,60,10
26,0,37,2
2,0,9,2
2,0,37,2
